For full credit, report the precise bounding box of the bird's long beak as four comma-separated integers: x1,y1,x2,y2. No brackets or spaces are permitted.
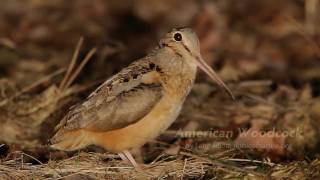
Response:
194,55,235,100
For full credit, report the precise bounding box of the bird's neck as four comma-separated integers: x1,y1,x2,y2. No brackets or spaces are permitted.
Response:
152,47,197,98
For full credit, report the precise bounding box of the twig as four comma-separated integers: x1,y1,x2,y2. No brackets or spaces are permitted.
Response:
238,92,285,111
0,68,65,106
17,152,44,165
60,37,84,90
305,0,319,36
286,16,320,58
181,158,187,180
64,48,97,90
237,80,273,88
226,158,276,166
180,151,265,176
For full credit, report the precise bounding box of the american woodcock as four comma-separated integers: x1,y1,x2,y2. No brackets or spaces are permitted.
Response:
50,28,234,168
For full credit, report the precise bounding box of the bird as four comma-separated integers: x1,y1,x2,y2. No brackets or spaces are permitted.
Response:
50,27,234,169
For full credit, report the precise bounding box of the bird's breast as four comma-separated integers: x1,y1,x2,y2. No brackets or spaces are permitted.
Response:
161,72,196,101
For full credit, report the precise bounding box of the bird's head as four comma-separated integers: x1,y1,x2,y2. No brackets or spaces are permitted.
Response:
159,28,234,99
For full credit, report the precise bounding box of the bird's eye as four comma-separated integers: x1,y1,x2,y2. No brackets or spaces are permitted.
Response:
174,33,182,41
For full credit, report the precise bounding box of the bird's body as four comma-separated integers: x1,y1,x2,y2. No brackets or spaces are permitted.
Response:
51,28,233,167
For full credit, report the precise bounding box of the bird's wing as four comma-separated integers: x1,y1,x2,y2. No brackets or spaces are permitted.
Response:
55,58,163,132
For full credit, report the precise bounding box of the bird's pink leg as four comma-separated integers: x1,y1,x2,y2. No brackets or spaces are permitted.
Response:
123,150,141,170
118,152,129,164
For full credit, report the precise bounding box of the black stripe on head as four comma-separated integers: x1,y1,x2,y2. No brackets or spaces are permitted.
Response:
160,42,183,58
182,43,191,54
174,51,183,58
159,42,169,48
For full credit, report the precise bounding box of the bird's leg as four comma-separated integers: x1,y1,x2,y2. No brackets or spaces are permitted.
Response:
118,151,152,175
124,151,157,176
118,152,130,164
118,151,140,169
123,150,141,170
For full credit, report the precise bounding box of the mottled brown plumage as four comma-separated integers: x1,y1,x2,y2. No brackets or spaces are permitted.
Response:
54,59,163,133
50,28,233,169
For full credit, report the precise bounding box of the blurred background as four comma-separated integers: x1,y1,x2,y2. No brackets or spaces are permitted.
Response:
0,0,320,179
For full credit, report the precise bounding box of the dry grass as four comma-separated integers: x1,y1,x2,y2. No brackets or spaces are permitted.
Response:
0,150,319,179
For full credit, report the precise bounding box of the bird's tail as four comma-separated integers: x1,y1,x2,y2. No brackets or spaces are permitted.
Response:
50,129,92,151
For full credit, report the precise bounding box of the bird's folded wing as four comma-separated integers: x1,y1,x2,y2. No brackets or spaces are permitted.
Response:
55,59,163,132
